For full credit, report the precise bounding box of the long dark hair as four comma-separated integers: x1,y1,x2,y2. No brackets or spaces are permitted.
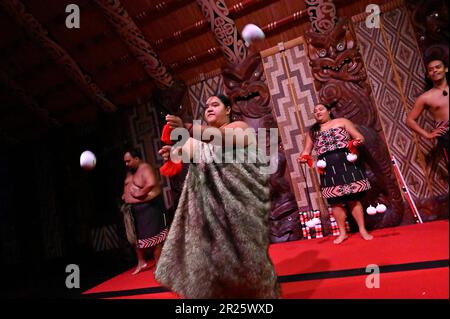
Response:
309,101,336,140
217,94,231,107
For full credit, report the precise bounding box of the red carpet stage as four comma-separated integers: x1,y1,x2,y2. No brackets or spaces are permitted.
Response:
83,220,449,299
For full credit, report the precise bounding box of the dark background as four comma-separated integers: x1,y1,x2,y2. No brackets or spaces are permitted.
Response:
0,111,136,298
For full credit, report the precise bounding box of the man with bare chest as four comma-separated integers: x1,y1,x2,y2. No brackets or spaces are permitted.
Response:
122,149,168,275
407,58,449,163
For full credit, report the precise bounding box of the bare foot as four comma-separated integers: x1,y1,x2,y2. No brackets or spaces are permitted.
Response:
333,234,349,244
131,262,148,275
360,231,373,241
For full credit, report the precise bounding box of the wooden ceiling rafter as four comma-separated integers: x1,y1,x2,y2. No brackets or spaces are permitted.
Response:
169,7,310,72
170,45,222,71
0,0,395,139
3,0,267,84
49,72,155,116
107,75,150,98
31,0,178,111
133,0,192,25
58,76,154,117
0,68,59,127
2,0,186,83
93,0,175,89
0,0,117,112
154,0,272,50
3,0,185,57
4,0,258,95
35,52,134,101
196,0,248,64
49,98,89,118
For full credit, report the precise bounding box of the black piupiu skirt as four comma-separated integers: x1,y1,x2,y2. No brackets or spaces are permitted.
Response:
130,195,168,248
318,148,371,205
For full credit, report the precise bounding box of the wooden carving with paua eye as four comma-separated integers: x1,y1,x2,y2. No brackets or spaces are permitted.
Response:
222,52,301,242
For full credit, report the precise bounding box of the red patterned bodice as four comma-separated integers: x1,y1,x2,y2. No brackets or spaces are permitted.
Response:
313,126,351,156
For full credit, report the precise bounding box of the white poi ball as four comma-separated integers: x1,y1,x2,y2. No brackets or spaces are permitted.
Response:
311,217,321,226
305,220,316,228
80,150,97,170
346,153,358,162
241,24,265,47
317,159,327,168
366,205,377,215
376,203,387,213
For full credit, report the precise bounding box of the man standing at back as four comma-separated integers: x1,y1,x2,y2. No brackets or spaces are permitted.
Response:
407,58,449,163
122,149,168,275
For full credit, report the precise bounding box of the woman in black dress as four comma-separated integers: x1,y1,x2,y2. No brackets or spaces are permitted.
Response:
298,103,373,244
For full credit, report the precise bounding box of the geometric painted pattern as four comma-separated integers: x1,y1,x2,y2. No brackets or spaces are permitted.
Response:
137,228,168,249
127,102,173,209
322,179,371,198
299,210,324,240
91,224,122,252
353,5,448,199
262,41,325,213
314,127,351,156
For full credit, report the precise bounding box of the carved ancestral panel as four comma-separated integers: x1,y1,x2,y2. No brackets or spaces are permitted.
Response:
222,52,301,242
305,0,338,34
305,18,405,229
196,0,247,64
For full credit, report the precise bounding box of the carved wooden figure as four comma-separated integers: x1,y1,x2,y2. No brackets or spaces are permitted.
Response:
222,52,301,242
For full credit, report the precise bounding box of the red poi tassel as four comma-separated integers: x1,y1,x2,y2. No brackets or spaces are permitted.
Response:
348,140,359,154
298,154,313,168
160,160,182,177
159,124,182,177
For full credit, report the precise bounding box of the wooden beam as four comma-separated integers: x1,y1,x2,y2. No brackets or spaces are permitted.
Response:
0,0,117,112
0,68,59,127
94,0,174,88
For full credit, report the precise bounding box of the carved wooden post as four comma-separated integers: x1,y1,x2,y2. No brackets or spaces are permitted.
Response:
196,0,247,64
305,0,338,34
222,52,301,242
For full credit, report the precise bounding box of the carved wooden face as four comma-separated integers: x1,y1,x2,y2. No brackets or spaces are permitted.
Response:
222,53,271,118
306,19,365,83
